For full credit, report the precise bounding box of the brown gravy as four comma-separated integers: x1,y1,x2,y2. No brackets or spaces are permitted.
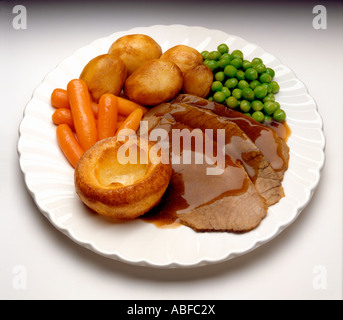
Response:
141,122,250,228
140,96,290,228
174,95,291,174
266,120,291,142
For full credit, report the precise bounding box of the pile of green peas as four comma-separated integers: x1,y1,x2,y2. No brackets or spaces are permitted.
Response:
202,44,286,123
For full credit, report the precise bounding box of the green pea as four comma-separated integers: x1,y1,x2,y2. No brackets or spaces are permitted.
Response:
217,43,229,54
245,68,258,81
203,59,210,66
263,93,275,102
213,91,227,104
221,87,231,98
261,83,273,93
273,109,286,122
215,71,225,82
201,51,210,60
208,96,214,101
244,112,252,117
251,100,264,111
208,51,221,61
224,78,238,89
240,100,251,113
242,87,254,100
230,58,243,69
224,65,237,78
251,57,263,67
254,85,268,99
226,96,239,109
221,53,231,60
242,60,253,70
249,80,261,90
252,111,264,122
254,63,267,74
270,81,280,94
263,101,276,115
264,115,272,123
211,81,223,92
236,70,245,80
203,59,218,71
231,49,244,60
260,72,272,83
232,88,242,100
238,80,249,90
218,57,231,69
274,101,281,110
265,67,275,79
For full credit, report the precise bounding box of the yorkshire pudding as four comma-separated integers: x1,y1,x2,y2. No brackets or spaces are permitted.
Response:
75,136,172,219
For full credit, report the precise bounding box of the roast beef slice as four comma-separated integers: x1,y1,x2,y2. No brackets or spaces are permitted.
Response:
143,102,284,206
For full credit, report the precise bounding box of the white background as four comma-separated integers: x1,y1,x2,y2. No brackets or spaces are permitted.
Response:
1,0,342,300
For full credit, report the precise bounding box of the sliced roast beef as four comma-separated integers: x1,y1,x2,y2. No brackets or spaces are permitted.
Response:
173,94,290,180
142,102,284,206
177,176,268,232
140,115,268,233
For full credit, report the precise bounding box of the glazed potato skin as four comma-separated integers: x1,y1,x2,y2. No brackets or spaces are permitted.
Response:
160,45,203,74
124,59,183,106
108,34,162,76
80,54,127,102
182,65,213,98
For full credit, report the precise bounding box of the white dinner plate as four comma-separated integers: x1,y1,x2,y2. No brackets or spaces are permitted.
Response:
18,25,325,268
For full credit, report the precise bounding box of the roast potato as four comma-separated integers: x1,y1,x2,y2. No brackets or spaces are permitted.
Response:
182,65,213,98
108,34,162,76
160,45,203,74
80,54,127,102
124,59,183,106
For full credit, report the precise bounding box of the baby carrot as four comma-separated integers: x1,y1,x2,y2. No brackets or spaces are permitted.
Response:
91,101,99,118
51,88,70,109
117,114,127,123
56,124,84,168
117,96,148,116
51,88,98,118
97,94,118,141
116,108,143,136
67,79,97,151
52,108,75,131
116,120,124,131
